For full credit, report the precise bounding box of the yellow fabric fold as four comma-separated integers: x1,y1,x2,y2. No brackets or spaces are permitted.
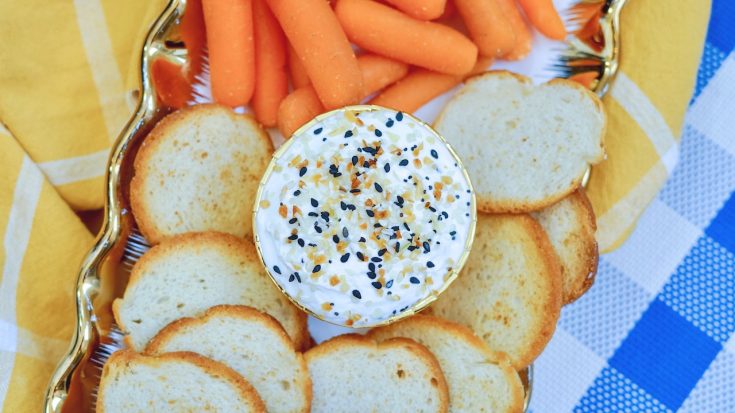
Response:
587,0,711,251
0,0,711,409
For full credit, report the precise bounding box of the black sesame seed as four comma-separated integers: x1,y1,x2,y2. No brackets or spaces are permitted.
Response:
423,241,431,253
410,277,420,284
359,237,366,242
289,274,295,282
427,261,435,268
321,211,330,221
273,266,281,274
386,119,394,127
363,161,370,168
288,218,297,224
288,234,298,241
340,201,348,211
369,263,376,271
430,149,439,159
375,182,383,192
356,251,365,260
344,130,353,138
314,127,323,135
384,163,391,172
372,281,382,289
367,271,377,279
332,235,340,243
311,198,319,207
403,223,411,231
352,290,362,299
366,209,375,217
293,190,301,196
308,212,319,217
315,225,323,234
396,112,404,121
352,156,358,165
386,280,394,288
298,239,305,247
378,248,387,256
371,257,382,263
340,253,350,263
295,273,301,283
442,211,449,219
299,167,307,177
350,189,361,194
374,129,382,137
312,265,321,273
342,227,349,238
399,159,409,166
450,231,456,236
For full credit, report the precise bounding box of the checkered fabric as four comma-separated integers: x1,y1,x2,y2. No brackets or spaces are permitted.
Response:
529,3,735,411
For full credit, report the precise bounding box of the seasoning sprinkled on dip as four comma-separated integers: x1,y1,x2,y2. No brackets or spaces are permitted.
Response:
254,106,475,327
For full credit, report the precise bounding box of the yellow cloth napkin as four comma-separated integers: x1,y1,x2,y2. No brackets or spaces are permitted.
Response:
0,0,710,410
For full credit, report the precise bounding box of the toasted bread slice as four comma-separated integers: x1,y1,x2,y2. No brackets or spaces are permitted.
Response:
429,214,562,369
306,334,449,413
113,232,308,351
97,350,265,413
145,305,311,413
130,104,273,244
368,315,524,413
532,189,598,303
433,71,606,213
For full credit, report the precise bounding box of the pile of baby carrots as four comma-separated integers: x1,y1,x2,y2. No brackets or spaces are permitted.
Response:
152,0,566,137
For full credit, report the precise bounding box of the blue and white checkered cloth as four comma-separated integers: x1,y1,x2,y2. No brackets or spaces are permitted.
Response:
529,3,735,411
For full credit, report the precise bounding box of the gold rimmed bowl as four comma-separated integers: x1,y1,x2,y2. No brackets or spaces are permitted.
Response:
45,0,626,411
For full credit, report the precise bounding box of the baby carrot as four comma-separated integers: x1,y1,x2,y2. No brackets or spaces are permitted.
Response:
288,44,311,89
358,54,409,96
267,0,363,109
335,0,478,75
201,0,255,106
383,0,447,20
454,0,516,57
517,0,566,40
277,54,409,137
151,58,192,109
252,0,288,127
369,57,492,113
180,0,206,81
496,0,532,60
277,87,325,138
369,69,460,113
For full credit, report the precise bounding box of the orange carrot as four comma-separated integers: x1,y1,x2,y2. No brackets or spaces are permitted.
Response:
180,0,206,81
202,0,255,106
468,56,494,76
383,0,447,20
454,0,516,57
277,54,408,136
252,0,288,127
277,87,325,138
496,0,532,60
335,0,477,76
517,0,566,40
358,54,409,96
267,0,363,109
569,72,598,89
151,58,192,109
288,44,311,89
369,69,459,113
369,57,492,113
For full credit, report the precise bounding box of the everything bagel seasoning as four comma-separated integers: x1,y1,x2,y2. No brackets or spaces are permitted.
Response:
255,107,474,327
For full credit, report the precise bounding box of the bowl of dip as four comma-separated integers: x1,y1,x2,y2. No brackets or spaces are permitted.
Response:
253,105,476,328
